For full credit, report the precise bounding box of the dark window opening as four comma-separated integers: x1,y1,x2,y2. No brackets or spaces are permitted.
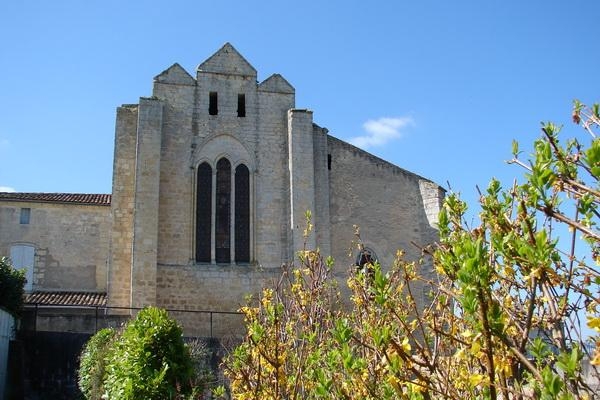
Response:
356,248,377,268
327,154,332,170
237,94,246,117
20,208,31,225
235,164,250,262
196,163,212,262
215,158,231,263
356,247,378,287
209,92,218,115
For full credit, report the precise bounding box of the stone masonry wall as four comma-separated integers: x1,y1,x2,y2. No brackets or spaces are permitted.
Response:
255,88,295,267
130,97,163,308
153,76,196,266
155,263,280,336
312,124,332,257
0,200,110,291
288,109,316,254
108,105,138,308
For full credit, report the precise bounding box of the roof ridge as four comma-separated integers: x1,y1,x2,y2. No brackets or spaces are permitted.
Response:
0,192,112,206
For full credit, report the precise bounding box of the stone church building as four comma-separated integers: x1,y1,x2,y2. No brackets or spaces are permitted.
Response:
0,44,443,335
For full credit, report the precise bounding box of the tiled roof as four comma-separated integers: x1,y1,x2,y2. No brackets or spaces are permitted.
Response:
0,192,111,206
25,291,107,307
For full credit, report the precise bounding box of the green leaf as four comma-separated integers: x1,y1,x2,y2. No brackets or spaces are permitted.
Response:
512,139,520,156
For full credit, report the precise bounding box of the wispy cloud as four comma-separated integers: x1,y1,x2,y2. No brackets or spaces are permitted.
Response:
349,116,414,149
0,186,16,192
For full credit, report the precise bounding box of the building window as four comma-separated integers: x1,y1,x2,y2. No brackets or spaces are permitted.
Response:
10,244,34,292
209,92,218,115
196,158,251,264
235,164,250,262
215,158,231,263
356,247,378,285
237,94,246,117
196,163,212,262
20,208,31,224
356,247,377,268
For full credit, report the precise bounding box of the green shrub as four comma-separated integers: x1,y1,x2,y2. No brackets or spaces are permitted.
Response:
103,307,194,400
0,256,26,317
78,328,116,400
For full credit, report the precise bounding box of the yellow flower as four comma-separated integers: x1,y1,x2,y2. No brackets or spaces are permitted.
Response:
588,316,600,333
401,337,411,352
591,349,600,366
469,373,485,388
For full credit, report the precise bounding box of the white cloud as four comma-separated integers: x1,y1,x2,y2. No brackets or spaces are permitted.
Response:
0,186,16,192
349,116,414,149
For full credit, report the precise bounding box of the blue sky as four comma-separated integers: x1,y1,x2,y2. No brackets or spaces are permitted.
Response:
1,0,598,216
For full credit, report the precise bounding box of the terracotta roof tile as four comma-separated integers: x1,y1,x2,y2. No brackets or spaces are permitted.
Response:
0,192,111,206
25,291,107,307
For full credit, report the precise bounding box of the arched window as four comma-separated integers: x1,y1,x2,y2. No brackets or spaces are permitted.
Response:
235,164,250,263
356,247,377,268
215,158,231,263
196,163,212,262
356,247,378,287
196,158,251,264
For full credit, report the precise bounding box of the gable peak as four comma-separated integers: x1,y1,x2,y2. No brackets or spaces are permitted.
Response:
154,63,195,85
258,74,295,94
197,43,257,77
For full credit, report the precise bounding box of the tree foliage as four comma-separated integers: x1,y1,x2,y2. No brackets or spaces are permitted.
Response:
0,256,26,317
79,307,202,400
221,101,600,399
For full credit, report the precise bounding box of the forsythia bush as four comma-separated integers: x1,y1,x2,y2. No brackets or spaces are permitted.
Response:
221,101,600,399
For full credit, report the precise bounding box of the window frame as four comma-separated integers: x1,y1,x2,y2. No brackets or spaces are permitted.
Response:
195,157,252,265
20,207,31,224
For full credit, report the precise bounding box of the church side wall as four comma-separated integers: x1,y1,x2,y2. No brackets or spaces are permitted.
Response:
327,136,441,303
0,201,110,291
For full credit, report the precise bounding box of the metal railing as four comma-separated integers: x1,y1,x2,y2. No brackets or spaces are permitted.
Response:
23,303,243,339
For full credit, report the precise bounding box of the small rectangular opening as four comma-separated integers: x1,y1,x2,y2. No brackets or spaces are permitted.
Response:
237,93,246,117
327,154,332,170
209,92,218,115
20,208,31,224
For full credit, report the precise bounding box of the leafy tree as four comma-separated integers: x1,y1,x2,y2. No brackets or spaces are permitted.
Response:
0,256,26,317
221,101,600,399
103,307,195,399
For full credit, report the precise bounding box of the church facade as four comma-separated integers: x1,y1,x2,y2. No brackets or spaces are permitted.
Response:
0,44,443,335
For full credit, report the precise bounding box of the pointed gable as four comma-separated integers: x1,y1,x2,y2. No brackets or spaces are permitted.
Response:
197,43,257,77
154,63,195,85
258,74,295,94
